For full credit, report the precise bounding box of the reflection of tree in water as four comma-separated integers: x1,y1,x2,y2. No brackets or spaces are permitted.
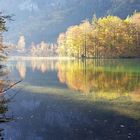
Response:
30,59,57,73
15,59,57,78
0,66,11,139
16,61,26,79
0,95,10,139
0,65,21,139
57,60,140,100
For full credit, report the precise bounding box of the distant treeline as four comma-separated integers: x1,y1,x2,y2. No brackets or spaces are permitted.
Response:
11,36,58,57
57,13,140,58
30,42,57,57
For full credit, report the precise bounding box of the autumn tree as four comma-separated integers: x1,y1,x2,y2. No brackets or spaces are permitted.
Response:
57,33,67,56
130,13,140,55
30,41,57,57
17,36,26,52
57,13,140,58
79,20,94,57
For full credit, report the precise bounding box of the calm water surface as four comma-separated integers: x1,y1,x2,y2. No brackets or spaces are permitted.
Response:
1,58,140,140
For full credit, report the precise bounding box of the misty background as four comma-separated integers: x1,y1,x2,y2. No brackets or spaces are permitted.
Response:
1,0,140,46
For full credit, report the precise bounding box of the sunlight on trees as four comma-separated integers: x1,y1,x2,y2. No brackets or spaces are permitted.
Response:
57,13,140,58
17,36,26,52
30,41,57,57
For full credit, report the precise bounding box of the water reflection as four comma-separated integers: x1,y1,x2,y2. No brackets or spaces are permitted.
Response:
0,66,15,139
31,59,57,73
16,61,26,79
10,58,140,106
57,60,140,100
13,59,140,101
6,58,140,139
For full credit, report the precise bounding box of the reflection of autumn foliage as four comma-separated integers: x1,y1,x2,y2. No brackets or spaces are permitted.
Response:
0,80,6,93
31,60,47,73
15,59,58,77
31,59,57,73
0,66,18,139
57,60,140,99
58,61,87,92
0,67,10,93
16,61,26,79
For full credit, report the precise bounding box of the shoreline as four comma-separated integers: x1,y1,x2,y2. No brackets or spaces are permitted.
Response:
9,56,140,60
9,56,75,60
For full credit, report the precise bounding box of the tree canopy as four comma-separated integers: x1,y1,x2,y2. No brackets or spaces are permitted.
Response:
57,13,140,58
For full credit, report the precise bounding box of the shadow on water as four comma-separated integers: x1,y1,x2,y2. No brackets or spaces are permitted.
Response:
8,90,140,140
6,58,140,140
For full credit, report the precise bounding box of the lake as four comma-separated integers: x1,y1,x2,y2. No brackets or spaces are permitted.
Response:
0,58,140,140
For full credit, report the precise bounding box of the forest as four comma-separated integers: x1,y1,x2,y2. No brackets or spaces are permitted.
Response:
57,13,140,58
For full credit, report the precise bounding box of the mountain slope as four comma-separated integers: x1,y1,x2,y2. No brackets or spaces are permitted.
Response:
0,0,140,45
